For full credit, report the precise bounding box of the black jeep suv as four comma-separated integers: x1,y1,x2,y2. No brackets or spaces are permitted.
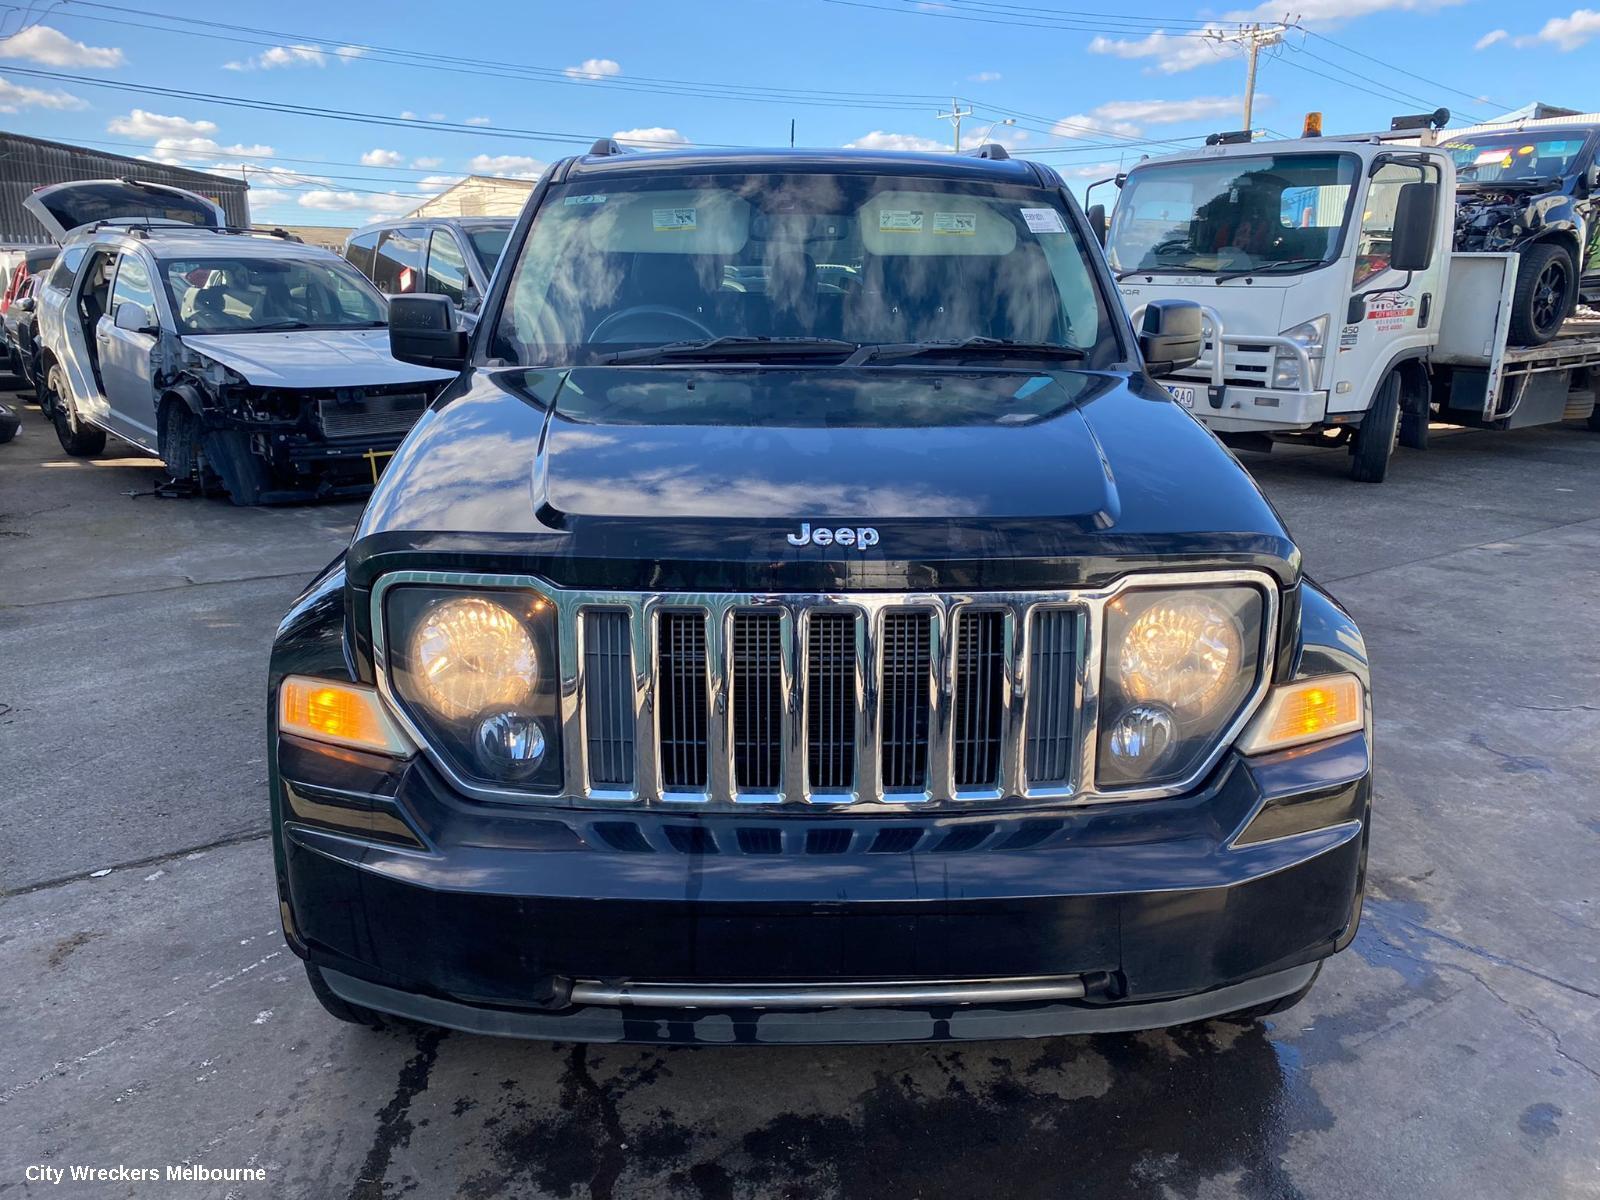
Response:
268,144,1373,1044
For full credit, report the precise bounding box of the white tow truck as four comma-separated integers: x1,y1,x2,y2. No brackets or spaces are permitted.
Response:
1098,115,1600,481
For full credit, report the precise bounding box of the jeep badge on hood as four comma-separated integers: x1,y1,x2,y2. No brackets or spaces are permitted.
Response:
787,522,880,550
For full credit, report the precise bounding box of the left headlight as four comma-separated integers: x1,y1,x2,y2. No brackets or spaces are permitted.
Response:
383,586,563,791
1271,316,1327,390
1098,585,1265,788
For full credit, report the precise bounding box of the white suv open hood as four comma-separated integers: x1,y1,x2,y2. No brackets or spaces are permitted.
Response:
180,328,456,389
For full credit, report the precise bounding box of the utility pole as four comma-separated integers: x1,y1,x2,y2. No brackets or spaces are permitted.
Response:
935,97,973,152
1210,22,1289,130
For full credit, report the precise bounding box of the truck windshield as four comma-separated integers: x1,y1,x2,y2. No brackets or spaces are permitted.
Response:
160,256,387,334
1107,152,1359,278
1445,132,1592,184
491,172,1118,366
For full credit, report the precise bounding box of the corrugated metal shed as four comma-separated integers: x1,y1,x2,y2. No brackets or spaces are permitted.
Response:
0,131,251,246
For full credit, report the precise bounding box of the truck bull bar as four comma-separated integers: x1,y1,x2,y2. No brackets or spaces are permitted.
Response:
1129,303,1314,408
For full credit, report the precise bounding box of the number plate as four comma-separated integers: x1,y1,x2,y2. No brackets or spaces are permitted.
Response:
1165,385,1197,408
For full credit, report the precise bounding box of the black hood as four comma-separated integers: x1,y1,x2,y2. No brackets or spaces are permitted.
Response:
351,364,1298,592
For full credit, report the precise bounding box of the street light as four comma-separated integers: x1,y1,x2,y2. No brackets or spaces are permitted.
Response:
975,117,1016,144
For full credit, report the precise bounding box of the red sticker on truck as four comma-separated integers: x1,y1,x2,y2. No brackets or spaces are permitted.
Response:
1364,293,1416,333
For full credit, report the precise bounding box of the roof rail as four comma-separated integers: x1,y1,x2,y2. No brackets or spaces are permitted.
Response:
588,138,630,157
965,142,1010,160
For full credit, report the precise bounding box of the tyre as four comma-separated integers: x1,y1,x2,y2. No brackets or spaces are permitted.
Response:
1349,370,1401,483
45,365,106,457
158,398,203,485
1509,244,1576,346
303,962,388,1030
1217,964,1322,1025
1398,371,1430,450
0,402,19,444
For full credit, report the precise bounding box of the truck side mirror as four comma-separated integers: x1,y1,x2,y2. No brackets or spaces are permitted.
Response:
1389,181,1438,273
1138,299,1203,374
1086,204,1108,246
389,294,467,370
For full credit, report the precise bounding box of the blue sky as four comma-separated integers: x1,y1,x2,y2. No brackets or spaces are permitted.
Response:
1,0,1597,227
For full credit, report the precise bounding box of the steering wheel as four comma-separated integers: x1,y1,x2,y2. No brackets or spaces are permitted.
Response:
588,305,716,344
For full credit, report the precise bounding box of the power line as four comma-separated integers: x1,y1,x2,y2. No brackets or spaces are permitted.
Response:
821,0,1222,37
1301,28,1501,112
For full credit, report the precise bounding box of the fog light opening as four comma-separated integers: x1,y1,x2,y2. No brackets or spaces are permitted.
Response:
475,710,548,778
1106,703,1177,773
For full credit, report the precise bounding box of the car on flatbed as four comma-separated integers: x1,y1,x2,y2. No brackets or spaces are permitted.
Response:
28,179,454,503
270,142,1373,1045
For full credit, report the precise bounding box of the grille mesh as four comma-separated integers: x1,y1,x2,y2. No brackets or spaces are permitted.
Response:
583,610,634,787
953,610,1005,787
657,611,708,790
732,612,783,790
317,394,426,439
1026,609,1076,785
807,612,857,790
880,611,932,790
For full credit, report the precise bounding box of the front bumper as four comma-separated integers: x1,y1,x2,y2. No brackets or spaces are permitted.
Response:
1164,381,1330,433
273,728,1370,1044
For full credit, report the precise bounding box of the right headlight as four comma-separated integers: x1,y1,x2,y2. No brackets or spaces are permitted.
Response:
1098,585,1265,788
383,585,563,792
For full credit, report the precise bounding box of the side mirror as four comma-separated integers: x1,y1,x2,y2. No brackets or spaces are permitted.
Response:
1138,299,1203,375
15,296,34,313
1586,163,1600,192
1086,204,1108,246
1389,181,1438,273
389,293,468,370
113,302,155,333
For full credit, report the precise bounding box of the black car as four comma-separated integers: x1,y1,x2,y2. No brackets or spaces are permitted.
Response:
269,143,1373,1044
1446,124,1600,344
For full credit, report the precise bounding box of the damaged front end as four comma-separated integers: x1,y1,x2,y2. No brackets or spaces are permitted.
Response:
1454,185,1582,254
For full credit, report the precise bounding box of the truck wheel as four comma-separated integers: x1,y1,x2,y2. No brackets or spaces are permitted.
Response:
303,962,388,1030
1349,370,1401,483
45,365,106,457
1218,964,1322,1025
1397,373,1430,450
1509,244,1575,346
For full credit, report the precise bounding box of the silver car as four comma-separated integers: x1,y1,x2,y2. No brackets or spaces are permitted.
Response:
343,217,514,329
28,179,454,504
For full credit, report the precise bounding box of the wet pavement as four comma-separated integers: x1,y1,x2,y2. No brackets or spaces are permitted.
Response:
3,389,1598,1199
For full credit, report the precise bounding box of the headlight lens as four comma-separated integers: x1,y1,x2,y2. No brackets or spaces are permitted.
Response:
1272,316,1328,390
1099,585,1265,788
385,586,563,791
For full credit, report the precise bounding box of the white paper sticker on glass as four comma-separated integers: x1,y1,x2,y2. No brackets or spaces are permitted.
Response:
933,211,977,236
878,209,925,233
653,207,698,232
563,194,608,205
1020,207,1067,234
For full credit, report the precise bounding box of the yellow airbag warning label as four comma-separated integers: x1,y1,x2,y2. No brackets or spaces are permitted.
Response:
879,209,924,233
933,211,977,235
653,207,697,231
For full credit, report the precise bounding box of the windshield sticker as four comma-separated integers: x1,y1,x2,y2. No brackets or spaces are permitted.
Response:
564,193,608,205
878,209,925,233
933,211,978,236
652,207,698,232
1020,208,1066,234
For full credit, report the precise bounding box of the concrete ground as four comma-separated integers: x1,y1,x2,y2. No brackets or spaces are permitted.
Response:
2,387,1597,1200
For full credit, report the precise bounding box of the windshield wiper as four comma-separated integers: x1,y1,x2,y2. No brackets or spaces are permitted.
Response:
845,336,1087,366
594,335,858,364
1211,258,1329,283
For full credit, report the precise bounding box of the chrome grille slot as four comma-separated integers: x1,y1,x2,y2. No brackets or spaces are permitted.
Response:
582,610,634,787
953,610,1005,788
657,611,709,790
807,612,857,791
732,611,783,791
1026,609,1076,785
880,611,932,790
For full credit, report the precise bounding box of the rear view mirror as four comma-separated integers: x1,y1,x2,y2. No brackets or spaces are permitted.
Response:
1138,300,1203,375
389,294,467,370
112,302,155,333
1086,204,1108,246
1389,181,1438,273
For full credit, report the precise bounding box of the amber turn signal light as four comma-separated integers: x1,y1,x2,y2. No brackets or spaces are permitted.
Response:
1238,674,1363,755
278,676,412,756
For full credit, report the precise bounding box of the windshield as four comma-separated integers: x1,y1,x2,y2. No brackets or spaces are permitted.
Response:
160,255,386,334
1445,132,1592,184
1107,152,1358,277
465,225,512,274
491,172,1118,366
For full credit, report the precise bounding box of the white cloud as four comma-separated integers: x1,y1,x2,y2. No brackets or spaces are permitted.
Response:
967,70,1002,82
845,130,947,152
108,108,217,138
417,175,456,194
0,75,86,112
245,188,292,209
611,126,689,148
399,110,419,120
1230,0,1462,20
1052,96,1246,139
564,57,621,81
1513,8,1600,50
298,190,416,220
360,148,403,167
0,25,124,68
1056,160,1124,181
465,116,491,126
467,153,546,178
147,137,275,164
225,42,366,70
207,161,319,187
412,156,442,168
1087,28,1232,74
1474,28,1508,48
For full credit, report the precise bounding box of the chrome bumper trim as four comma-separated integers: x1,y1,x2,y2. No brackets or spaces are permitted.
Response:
567,976,1090,1009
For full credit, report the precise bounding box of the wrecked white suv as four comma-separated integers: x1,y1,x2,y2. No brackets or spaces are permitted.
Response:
29,179,454,504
